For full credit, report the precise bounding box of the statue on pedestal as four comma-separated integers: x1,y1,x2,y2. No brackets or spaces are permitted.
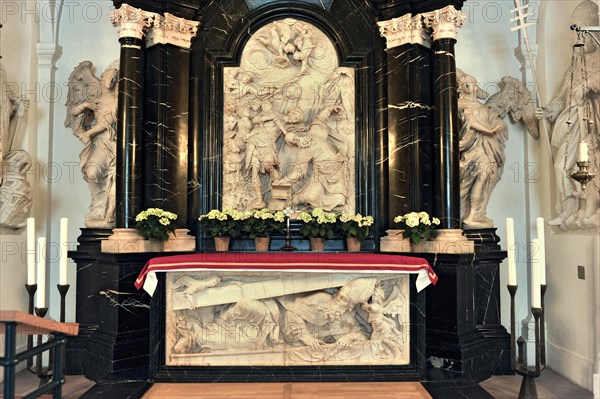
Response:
65,60,119,228
457,70,538,229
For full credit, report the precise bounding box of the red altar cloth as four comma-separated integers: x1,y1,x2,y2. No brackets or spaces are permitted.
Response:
135,252,437,296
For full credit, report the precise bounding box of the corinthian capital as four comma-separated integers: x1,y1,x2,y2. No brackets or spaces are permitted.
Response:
377,14,413,49
147,13,200,49
422,5,466,41
110,4,155,40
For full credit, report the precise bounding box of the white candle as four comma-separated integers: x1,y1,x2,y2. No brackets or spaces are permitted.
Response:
26,217,36,285
36,237,46,308
506,218,517,286
59,218,69,285
531,238,541,309
578,141,589,162
536,217,546,285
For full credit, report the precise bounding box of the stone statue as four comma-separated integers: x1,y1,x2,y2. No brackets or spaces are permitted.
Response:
457,69,538,228
538,0,599,231
0,61,31,229
222,18,356,213
65,60,119,228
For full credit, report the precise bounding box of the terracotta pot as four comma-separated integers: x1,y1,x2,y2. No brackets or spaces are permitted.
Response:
214,237,230,252
346,237,361,252
147,239,164,252
310,237,326,252
410,241,427,253
254,237,270,252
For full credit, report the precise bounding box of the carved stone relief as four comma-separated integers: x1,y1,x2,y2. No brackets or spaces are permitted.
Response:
223,18,355,213
165,272,410,366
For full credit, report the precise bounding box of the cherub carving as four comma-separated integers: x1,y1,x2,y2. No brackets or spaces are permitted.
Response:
458,69,538,228
65,60,119,228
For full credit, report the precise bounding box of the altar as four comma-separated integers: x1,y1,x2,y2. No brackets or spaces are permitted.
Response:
138,253,435,381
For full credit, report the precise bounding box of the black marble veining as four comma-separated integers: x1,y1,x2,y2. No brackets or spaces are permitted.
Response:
116,37,145,228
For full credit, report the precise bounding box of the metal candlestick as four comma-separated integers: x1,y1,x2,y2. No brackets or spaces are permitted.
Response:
57,284,70,323
507,284,547,399
33,307,49,382
280,206,296,251
25,284,37,368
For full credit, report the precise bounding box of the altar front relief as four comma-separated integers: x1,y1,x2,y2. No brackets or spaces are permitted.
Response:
166,272,409,366
222,18,355,213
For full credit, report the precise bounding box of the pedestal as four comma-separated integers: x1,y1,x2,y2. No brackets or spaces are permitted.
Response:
66,229,152,381
424,252,492,382
464,228,512,375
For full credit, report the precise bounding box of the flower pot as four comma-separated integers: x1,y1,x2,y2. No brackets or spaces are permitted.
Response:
346,237,361,252
410,241,427,253
147,239,164,252
214,237,230,252
254,237,270,252
310,237,325,252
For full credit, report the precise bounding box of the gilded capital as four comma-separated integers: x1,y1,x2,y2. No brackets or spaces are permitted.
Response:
110,3,155,40
147,13,200,49
422,5,466,41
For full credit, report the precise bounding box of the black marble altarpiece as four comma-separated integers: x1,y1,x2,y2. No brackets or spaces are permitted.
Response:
67,0,511,396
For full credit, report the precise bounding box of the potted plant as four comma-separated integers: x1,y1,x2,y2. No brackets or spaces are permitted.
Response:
296,208,337,251
198,208,248,251
135,208,177,241
393,211,440,251
337,213,374,252
244,208,286,251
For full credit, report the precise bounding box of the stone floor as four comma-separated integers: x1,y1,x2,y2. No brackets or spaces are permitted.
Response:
1,368,593,399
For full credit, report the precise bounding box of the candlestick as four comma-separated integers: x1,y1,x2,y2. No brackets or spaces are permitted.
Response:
577,141,588,162
26,217,36,285
280,207,296,251
33,306,48,380
536,218,546,285
25,284,37,368
36,237,46,309
59,218,69,285
57,284,70,323
506,218,517,286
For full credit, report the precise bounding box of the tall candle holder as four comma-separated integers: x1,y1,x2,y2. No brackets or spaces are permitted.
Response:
507,284,547,399
57,284,70,323
33,306,50,383
25,284,37,368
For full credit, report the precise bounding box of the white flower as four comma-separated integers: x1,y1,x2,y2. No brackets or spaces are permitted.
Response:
393,215,404,223
432,217,441,225
273,211,285,222
159,217,170,226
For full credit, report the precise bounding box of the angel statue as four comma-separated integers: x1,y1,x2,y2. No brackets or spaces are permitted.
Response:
457,70,538,229
1,61,31,229
65,60,119,228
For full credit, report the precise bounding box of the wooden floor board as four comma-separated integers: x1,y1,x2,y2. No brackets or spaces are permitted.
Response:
142,382,432,399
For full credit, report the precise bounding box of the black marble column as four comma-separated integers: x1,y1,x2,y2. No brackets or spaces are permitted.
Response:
385,42,433,226
431,38,461,229
116,37,145,228
143,44,191,227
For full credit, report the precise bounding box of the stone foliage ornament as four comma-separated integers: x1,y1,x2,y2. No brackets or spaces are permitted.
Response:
65,60,119,228
222,18,355,213
457,69,539,229
0,60,31,229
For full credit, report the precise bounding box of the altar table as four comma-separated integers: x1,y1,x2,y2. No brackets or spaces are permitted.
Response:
135,252,437,296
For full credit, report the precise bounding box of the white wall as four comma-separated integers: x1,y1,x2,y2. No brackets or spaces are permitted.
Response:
536,1,599,392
